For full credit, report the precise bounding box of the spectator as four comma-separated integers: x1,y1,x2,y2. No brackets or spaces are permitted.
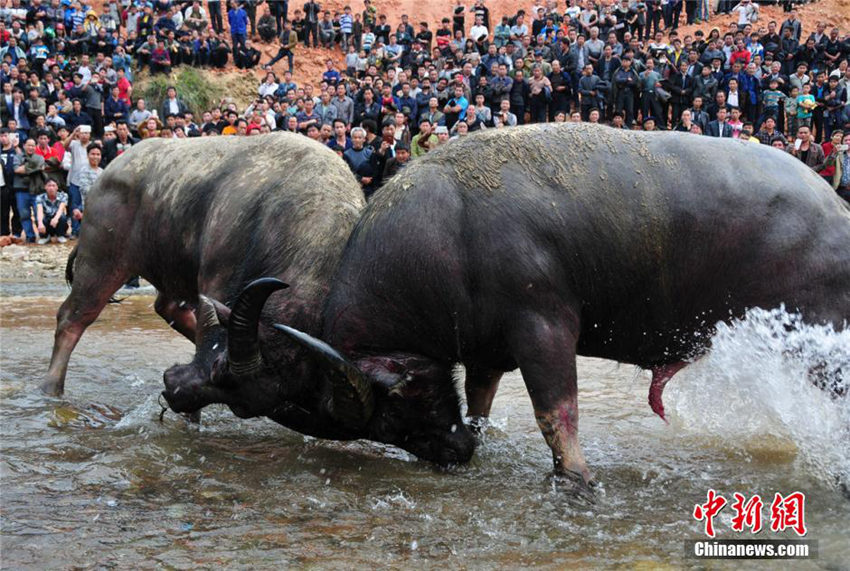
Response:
209,0,225,33
343,126,385,198
0,128,22,238
787,125,825,171
410,118,436,157
62,124,91,238
258,4,277,42
831,132,850,202
12,138,45,243
614,56,639,126
129,99,152,133
236,39,262,69
315,89,338,125
319,11,335,49
706,106,733,137
102,121,139,167
340,6,354,51
228,0,249,59
820,129,844,181
35,179,68,244
796,82,817,129
755,116,787,146
527,65,552,123
104,85,129,125
303,0,321,48
495,99,517,127
328,118,352,151
331,83,355,125
71,142,103,228
150,40,172,75
264,20,298,72
185,1,210,33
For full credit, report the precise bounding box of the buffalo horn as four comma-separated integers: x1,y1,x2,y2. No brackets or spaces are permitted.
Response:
273,324,375,428
227,278,289,375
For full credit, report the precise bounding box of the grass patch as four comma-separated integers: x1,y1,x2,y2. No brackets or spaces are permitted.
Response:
136,67,259,117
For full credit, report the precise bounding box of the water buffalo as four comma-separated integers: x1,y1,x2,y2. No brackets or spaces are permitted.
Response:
249,124,847,489
44,133,362,398
46,132,481,465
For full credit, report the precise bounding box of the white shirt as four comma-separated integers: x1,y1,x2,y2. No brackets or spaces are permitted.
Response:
728,90,740,108
469,24,489,41
67,139,90,186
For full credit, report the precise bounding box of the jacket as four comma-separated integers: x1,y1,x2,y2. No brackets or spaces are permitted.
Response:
786,143,825,172
666,72,693,105
705,120,733,138
5,100,31,131
102,136,139,167
160,97,188,119
227,7,248,35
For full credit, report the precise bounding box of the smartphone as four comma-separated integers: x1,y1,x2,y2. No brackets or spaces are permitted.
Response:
794,138,802,150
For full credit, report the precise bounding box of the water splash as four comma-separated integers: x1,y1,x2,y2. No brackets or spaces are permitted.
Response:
667,307,850,488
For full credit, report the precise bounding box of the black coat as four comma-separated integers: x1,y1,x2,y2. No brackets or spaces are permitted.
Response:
666,72,693,105
705,120,733,138
102,136,140,167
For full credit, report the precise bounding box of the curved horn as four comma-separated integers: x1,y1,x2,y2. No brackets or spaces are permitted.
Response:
227,278,289,375
273,324,374,429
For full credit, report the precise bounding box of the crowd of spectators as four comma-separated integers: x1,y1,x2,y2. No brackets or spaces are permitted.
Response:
2,0,850,244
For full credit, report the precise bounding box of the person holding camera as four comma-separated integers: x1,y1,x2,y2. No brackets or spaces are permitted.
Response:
62,124,92,238
829,132,850,203
494,99,517,127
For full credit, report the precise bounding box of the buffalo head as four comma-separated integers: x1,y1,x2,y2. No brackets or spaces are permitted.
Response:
161,279,475,466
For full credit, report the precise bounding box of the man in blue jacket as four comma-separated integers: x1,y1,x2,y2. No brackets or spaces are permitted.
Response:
228,1,249,60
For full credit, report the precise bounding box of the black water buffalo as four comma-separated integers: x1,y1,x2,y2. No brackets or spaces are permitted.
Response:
244,124,846,488
46,132,481,465
45,133,364,399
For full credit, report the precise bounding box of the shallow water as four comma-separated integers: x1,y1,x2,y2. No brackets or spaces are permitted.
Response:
1,286,848,569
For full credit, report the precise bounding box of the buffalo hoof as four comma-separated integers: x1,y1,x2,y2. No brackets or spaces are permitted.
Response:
39,379,63,397
549,470,598,505
467,415,489,436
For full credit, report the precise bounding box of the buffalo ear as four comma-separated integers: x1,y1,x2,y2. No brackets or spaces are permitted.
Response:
355,360,412,396
273,324,375,429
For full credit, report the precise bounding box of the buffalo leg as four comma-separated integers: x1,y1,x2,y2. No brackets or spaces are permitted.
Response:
465,364,503,431
154,292,197,342
43,258,130,396
510,312,591,486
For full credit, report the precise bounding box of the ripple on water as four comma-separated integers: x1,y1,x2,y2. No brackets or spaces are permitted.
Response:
2,297,849,568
